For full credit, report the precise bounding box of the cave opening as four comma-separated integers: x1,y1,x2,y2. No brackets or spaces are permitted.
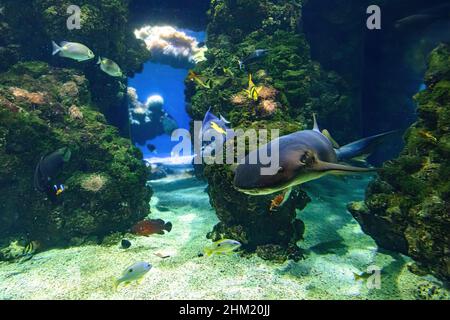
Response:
127,1,209,160
302,0,450,163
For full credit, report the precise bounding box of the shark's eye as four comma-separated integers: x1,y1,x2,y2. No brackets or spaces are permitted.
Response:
300,154,308,164
129,269,133,273
300,151,314,165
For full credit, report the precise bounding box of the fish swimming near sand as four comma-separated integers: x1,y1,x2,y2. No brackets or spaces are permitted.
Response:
115,262,152,290
52,41,95,62
203,239,242,257
34,147,71,193
233,114,397,195
353,270,380,282
97,57,123,77
132,219,172,236
238,49,269,71
22,240,40,256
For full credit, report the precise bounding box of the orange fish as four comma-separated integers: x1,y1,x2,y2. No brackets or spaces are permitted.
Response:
131,219,172,236
269,194,285,211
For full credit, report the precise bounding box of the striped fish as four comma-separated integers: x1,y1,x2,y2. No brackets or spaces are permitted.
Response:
245,74,262,101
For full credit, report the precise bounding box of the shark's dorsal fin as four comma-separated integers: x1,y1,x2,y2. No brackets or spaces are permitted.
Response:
322,129,340,148
313,113,320,132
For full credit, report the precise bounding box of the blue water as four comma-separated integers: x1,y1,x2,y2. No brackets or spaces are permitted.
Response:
128,30,206,158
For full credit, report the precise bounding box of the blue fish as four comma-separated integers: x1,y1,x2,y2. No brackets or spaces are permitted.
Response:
200,107,234,156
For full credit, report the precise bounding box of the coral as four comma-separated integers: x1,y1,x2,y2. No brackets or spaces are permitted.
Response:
59,81,79,99
230,93,247,105
348,44,450,282
258,99,280,116
10,87,46,105
80,173,108,192
68,105,83,120
258,86,278,100
0,62,151,249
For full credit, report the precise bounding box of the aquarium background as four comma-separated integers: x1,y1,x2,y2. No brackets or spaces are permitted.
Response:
128,30,206,157
0,0,449,300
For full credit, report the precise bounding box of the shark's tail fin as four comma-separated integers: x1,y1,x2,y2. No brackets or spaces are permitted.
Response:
336,131,398,161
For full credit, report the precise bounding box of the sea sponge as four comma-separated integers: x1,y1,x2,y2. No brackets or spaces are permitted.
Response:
68,105,83,120
231,93,247,105
59,81,79,99
81,174,108,192
258,86,278,100
10,87,45,105
259,99,279,115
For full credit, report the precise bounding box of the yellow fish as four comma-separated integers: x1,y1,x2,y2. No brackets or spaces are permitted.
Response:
353,271,376,281
53,184,65,196
210,121,226,135
244,74,262,101
203,239,242,257
418,130,438,143
188,70,211,89
22,240,40,255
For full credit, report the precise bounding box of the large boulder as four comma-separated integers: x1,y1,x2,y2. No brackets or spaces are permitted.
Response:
0,62,151,249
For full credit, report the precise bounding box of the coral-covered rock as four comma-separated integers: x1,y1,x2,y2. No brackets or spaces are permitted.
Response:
0,0,150,134
348,44,450,282
0,62,151,249
186,0,353,260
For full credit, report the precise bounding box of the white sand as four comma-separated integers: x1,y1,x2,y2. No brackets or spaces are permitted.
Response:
0,175,442,300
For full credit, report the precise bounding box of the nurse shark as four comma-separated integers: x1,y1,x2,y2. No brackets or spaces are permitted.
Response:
233,115,396,195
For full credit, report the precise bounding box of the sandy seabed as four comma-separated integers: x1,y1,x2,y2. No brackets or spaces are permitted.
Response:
0,174,444,300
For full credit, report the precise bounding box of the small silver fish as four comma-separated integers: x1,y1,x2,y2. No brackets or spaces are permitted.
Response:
114,261,152,290
52,41,95,62
97,57,123,77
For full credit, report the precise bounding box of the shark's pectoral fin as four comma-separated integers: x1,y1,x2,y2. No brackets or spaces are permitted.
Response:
313,160,377,174
280,187,292,206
